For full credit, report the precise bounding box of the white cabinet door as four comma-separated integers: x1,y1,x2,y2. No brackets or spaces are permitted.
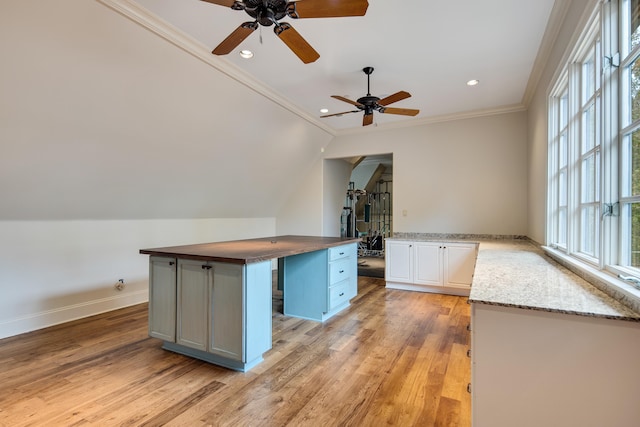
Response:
177,259,210,351
148,256,176,342
414,241,442,285
385,240,413,283
443,243,477,288
210,263,244,361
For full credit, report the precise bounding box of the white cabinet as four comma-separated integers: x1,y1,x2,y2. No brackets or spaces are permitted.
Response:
385,239,477,296
385,240,414,283
471,303,640,427
414,241,443,285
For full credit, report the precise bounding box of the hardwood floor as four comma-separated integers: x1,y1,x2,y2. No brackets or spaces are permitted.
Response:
0,276,471,427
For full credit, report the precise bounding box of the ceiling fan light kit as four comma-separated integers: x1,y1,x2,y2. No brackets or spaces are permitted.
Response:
321,67,420,126
201,0,369,63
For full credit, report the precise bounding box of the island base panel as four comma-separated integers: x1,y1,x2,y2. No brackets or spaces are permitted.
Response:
162,342,264,372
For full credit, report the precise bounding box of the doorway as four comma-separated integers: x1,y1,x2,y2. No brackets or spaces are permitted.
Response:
340,154,392,278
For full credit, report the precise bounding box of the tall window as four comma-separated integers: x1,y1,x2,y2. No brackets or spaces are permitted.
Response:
548,1,640,285
621,0,640,269
548,15,602,265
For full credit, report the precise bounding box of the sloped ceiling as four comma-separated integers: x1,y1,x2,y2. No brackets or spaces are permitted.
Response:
0,0,333,220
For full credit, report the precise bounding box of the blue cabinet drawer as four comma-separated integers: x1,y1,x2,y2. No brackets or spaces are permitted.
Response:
329,258,351,285
329,280,351,309
329,245,352,261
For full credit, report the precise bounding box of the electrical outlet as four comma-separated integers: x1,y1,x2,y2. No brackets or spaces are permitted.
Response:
114,279,124,291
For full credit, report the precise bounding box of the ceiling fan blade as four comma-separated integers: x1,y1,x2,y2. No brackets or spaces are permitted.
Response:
380,107,420,116
200,0,237,7
274,23,320,64
378,91,411,106
321,110,360,118
363,113,374,126
331,95,363,107
212,22,258,55
288,0,369,18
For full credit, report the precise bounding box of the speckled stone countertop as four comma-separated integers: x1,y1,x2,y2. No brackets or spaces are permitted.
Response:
468,239,640,322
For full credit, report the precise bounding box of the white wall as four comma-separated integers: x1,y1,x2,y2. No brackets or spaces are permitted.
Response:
0,0,333,221
322,112,529,235
0,0,332,338
526,0,597,244
322,159,353,237
0,218,275,339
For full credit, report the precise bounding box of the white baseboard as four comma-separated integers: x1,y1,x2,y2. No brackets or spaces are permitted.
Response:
0,290,148,340
386,281,470,297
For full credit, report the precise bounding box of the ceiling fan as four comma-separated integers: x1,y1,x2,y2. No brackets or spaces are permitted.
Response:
321,67,420,126
200,0,369,64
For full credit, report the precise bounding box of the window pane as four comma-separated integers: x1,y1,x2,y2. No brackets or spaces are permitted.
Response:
581,154,597,203
634,130,640,196
580,205,598,256
630,56,640,122
631,0,640,51
632,203,640,267
559,170,567,205
559,95,568,128
559,133,567,168
583,55,595,100
558,207,567,246
582,104,596,153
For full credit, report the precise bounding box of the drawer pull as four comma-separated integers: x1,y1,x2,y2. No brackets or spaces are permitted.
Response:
339,292,344,297
169,262,175,266
339,269,345,274
339,252,345,255
201,265,212,270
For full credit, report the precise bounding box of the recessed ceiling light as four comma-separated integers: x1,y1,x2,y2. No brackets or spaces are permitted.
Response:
239,50,253,59
320,108,329,114
467,79,480,86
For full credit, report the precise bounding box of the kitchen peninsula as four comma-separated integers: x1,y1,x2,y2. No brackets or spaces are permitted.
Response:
140,235,360,372
469,239,640,427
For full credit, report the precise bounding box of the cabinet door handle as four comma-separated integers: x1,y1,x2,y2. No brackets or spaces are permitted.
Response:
201,265,212,270
169,262,175,266
466,323,471,331
467,349,471,358
339,252,345,255
339,292,344,297
467,383,472,394
339,269,345,274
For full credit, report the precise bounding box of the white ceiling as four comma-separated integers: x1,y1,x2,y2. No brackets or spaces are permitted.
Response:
130,0,557,132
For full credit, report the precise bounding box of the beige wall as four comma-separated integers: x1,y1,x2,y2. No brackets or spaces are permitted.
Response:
322,112,529,235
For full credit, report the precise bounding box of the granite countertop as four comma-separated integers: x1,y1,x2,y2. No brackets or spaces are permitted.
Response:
468,239,640,322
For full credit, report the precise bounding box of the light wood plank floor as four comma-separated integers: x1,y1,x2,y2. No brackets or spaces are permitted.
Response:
0,276,471,427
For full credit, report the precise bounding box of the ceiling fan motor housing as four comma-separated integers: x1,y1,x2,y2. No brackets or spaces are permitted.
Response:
357,95,381,107
243,0,289,26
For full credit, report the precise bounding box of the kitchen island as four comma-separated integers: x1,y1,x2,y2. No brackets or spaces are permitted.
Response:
140,235,360,372
468,239,640,427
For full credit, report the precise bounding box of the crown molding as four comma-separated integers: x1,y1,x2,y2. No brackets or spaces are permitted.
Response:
96,0,337,136
521,0,573,107
333,103,527,136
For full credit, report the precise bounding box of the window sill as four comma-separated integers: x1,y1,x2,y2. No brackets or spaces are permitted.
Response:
542,246,640,314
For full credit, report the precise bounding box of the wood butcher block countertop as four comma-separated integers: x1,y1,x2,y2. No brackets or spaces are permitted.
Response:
140,235,361,265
